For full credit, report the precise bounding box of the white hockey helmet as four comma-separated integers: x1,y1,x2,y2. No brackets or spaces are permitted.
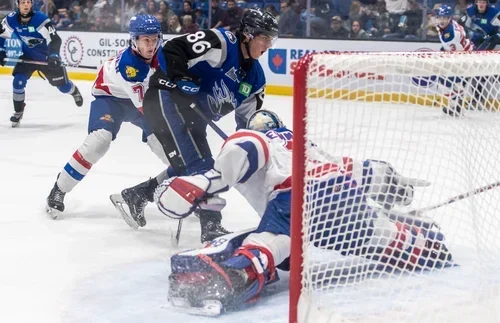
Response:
246,109,284,132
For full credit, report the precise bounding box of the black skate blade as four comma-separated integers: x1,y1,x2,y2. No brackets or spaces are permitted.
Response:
11,121,21,128
109,194,139,229
45,205,61,219
170,297,223,316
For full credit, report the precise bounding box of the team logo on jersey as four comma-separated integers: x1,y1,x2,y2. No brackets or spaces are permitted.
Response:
19,35,44,48
238,82,252,97
100,114,114,123
225,31,237,44
268,48,287,74
125,66,139,79
28,26,35,32
206,80,237,118
225,67,239,83
444,33,450,39
63,36,84,67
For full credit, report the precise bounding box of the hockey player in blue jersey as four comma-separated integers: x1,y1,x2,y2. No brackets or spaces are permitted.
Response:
45,15,169,217
152,110,453,316
0,0,82,127
112,9,278,242
463,0,500,50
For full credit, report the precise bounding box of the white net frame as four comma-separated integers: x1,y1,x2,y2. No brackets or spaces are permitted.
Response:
290,52,500,323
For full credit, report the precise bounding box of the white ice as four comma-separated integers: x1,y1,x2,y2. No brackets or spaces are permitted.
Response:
2,77,500,323
0,78,291,323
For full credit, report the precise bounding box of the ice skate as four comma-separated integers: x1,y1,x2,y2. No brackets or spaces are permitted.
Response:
46,182,66,219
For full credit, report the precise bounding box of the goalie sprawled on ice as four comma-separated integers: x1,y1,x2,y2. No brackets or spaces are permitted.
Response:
154,110,454,316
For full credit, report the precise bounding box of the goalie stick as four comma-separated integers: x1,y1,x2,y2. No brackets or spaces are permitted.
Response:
409,180,500,216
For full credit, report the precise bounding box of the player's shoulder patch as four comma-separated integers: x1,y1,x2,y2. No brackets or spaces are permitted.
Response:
117,48,149,82
31,11,51,28
225,30,237,44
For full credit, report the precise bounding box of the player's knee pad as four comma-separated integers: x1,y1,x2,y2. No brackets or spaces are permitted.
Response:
12,73,28,94
57,80,74,94
146,133,170,165
80,129,112,164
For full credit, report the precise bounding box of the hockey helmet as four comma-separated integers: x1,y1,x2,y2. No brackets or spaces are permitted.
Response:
129,14,162,57
436,5,452,17
246,110,285,132
238,9,279,47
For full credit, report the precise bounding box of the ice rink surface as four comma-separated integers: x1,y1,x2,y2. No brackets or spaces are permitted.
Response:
0,78,291,323
2,77,500,323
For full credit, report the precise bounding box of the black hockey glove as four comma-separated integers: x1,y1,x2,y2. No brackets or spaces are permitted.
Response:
47,53,62,69
149,70,201,109
0,49,6,67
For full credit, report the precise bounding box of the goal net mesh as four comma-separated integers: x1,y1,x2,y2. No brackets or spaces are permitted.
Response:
294,52,500,323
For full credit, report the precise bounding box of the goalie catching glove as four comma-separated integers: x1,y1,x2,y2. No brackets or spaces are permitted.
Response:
154,169,229,219
363,160,431,210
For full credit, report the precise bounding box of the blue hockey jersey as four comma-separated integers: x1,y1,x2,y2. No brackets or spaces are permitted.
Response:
0,10,61,61
466,4,500,36
162,28,266,129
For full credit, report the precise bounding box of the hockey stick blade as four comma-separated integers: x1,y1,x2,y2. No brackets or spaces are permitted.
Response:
109,194,139,229
169,219,183,247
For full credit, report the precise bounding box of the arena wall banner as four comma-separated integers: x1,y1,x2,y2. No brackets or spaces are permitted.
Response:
0,31,444,96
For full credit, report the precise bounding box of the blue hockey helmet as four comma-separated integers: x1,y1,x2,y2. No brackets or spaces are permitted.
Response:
246,109,284,132
436,5,453,17
129,14,162,56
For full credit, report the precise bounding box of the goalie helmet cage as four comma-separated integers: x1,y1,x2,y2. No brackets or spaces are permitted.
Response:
289,52,500,323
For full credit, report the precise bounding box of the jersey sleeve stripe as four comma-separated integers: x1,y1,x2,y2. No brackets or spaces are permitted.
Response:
236,141,260,183
222,131,270,164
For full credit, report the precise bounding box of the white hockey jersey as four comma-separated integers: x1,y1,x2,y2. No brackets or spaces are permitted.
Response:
215,128,362,217
91,47,165,112
438,20,473,52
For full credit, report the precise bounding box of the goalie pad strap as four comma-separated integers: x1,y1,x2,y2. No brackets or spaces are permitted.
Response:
233,244,276,296
197,254,233,289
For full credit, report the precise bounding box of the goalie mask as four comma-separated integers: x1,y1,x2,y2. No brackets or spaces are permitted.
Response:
246,110,284,132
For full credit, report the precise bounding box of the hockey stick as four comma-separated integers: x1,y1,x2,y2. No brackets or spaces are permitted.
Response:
2,57,69,66
409,180,500,216
187,102,229,140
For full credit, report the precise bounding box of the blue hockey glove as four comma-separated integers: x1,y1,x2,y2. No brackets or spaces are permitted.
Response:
47,53,62,69
175,77,200,95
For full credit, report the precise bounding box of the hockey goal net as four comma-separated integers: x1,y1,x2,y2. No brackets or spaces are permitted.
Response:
290,52,500,323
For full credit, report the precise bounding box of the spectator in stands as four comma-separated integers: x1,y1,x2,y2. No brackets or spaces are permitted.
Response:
331,0,352,19
375,0,392,37
159,1,175,23
349,0,362,23
194,9,207,29
454,0,468,17
0,0,11,10
424,3,441,40
181,14,198,33
57,10,74,29
215,0,243,32
297,8,329,38
146,0,157,15
41,0,57,17
210,0,225,28
266,4,280,21
279,0,298,36
155,12,169,32
349,19,369,39
73,12,90,30
169,14,182,33
360,4,381,37
328,15,349,39
180,1,196,23
125,0,146,23
51,12,60,25
385,0,409,14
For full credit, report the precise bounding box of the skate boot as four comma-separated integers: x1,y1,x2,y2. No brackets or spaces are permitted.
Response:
198,209,232,243
71,86,83,107
10,102,25,127
46,181,66,218
120,178,158,227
